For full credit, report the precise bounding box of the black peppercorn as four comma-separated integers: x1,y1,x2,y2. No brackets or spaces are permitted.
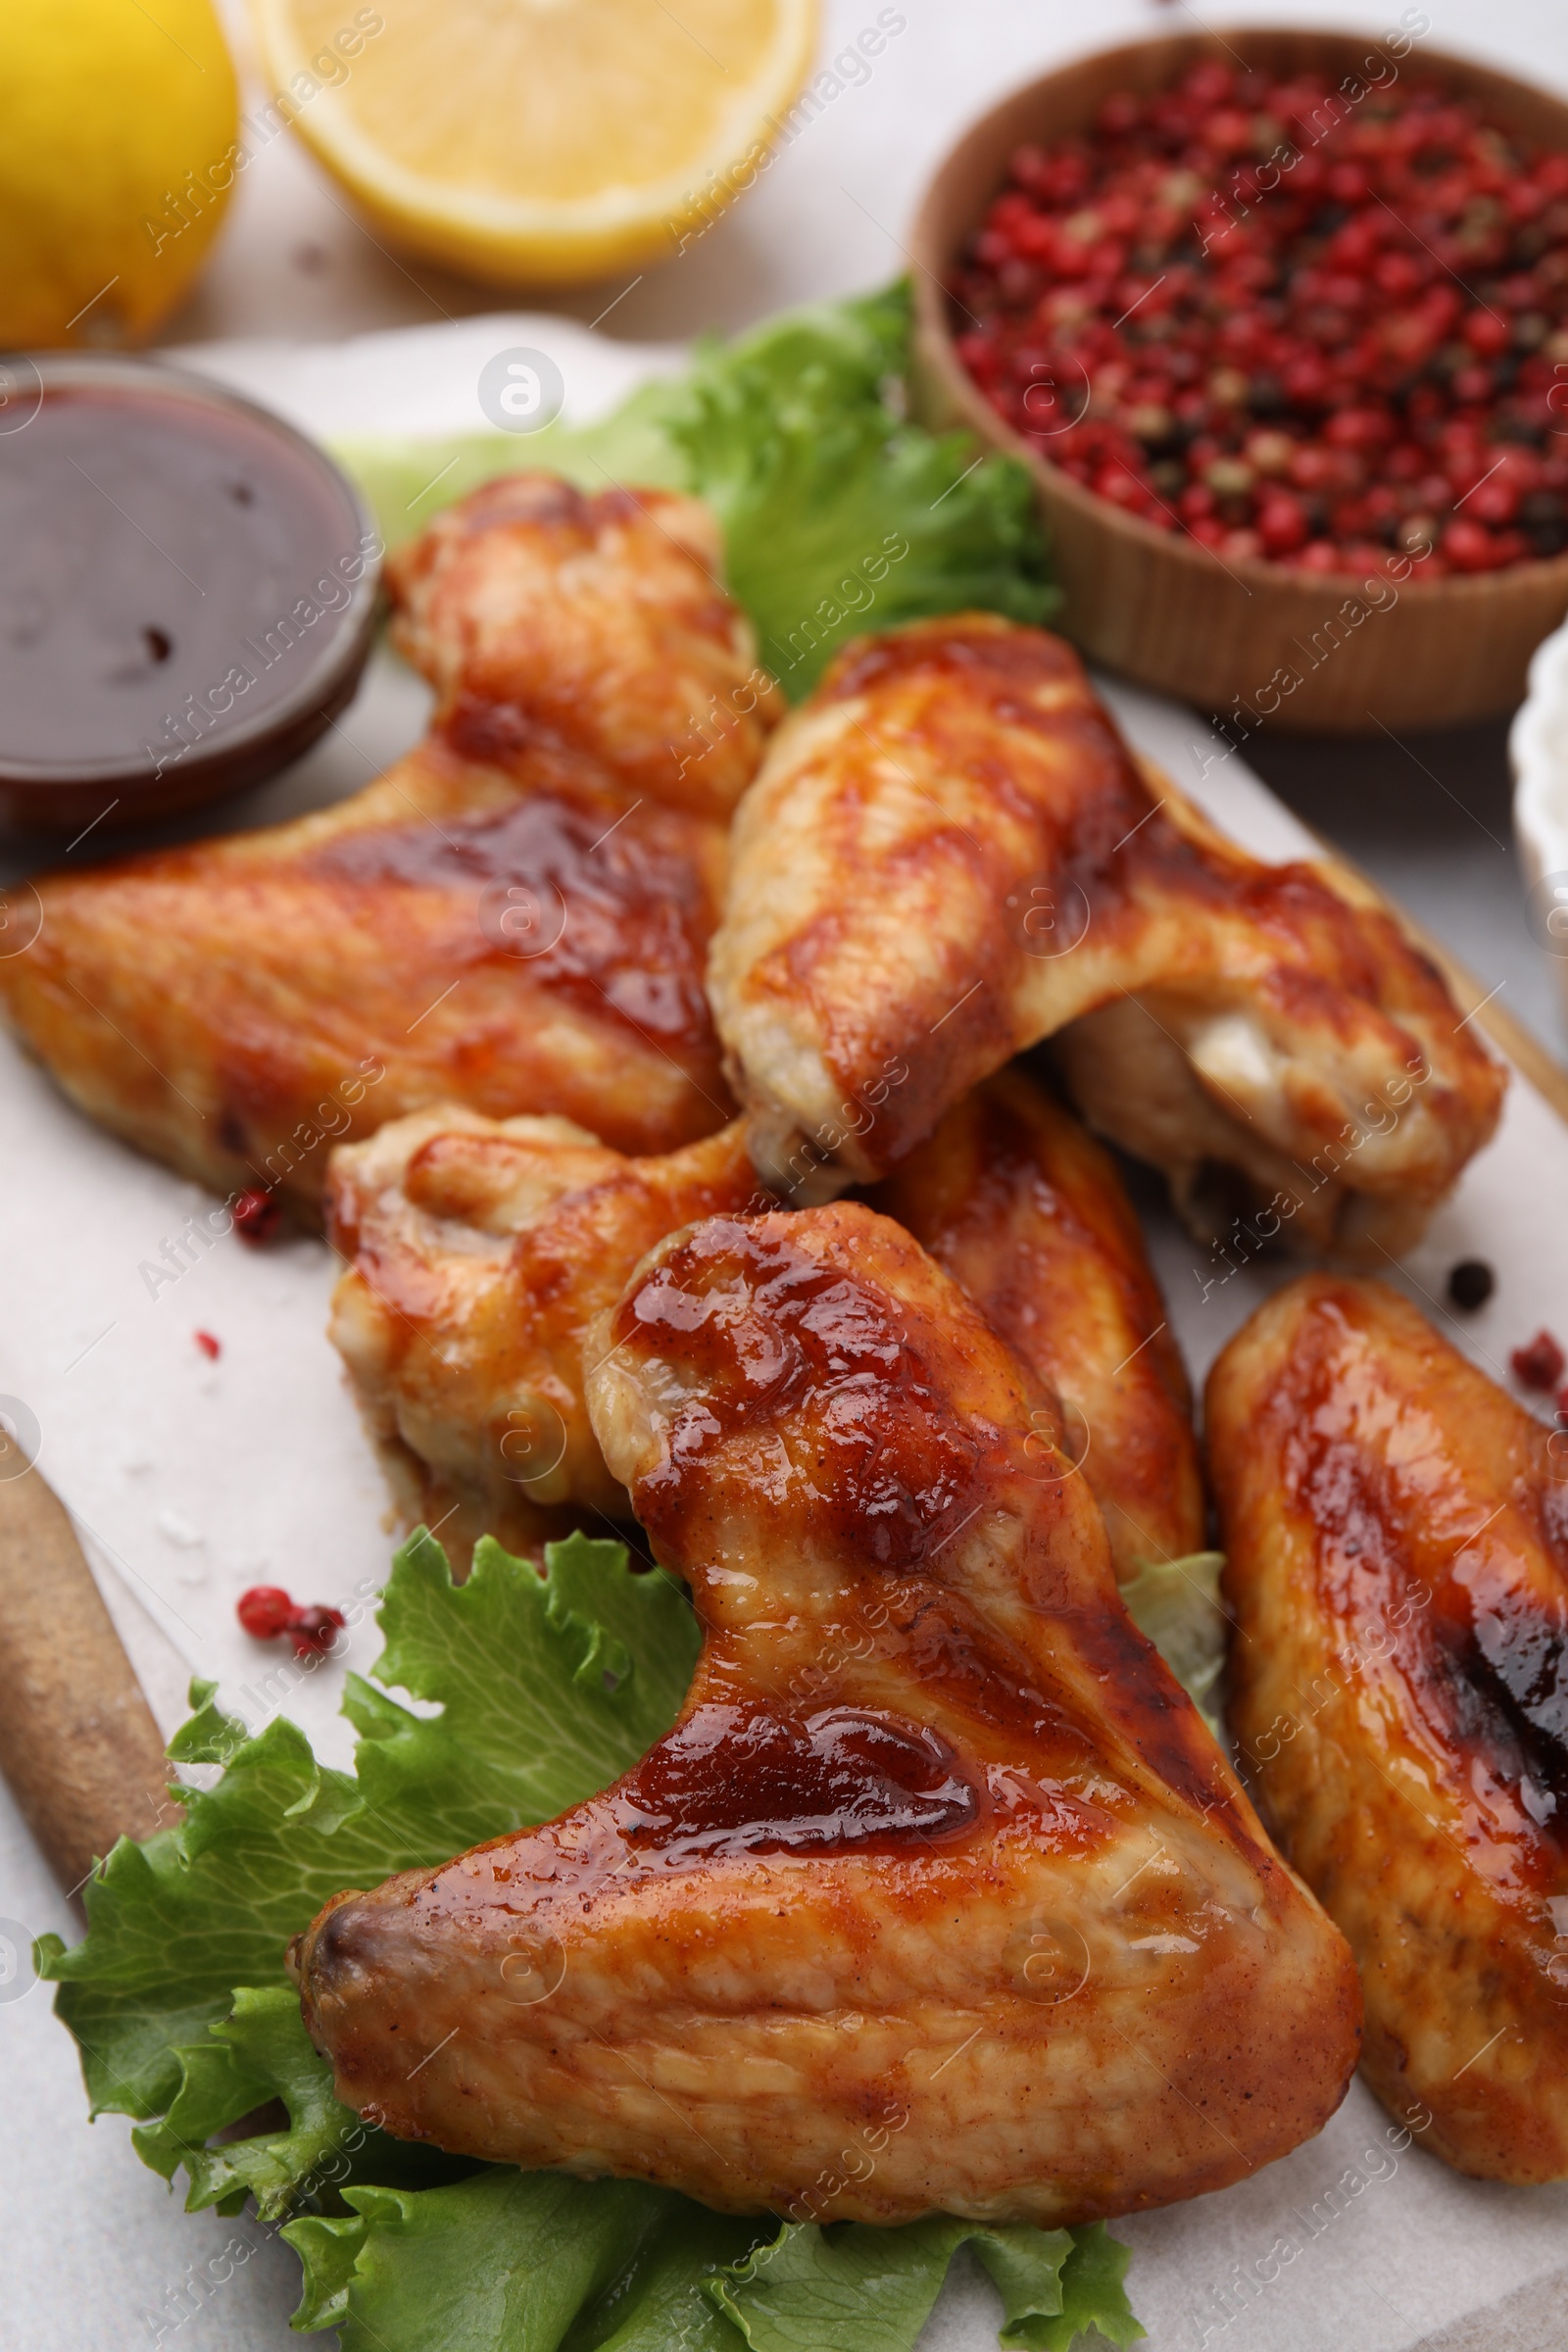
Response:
1446,1258,1494,1312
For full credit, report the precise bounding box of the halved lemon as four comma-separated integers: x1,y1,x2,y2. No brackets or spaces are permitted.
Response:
249,0,820,285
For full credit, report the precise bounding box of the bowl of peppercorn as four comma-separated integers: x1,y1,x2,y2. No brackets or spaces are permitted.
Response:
911,26,1568,731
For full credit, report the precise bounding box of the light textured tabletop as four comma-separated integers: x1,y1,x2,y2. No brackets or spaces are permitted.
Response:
9,5,1568,2348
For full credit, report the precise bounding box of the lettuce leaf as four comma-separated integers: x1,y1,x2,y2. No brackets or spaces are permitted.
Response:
1119,1550,1229,1741
39,1528,1137,2352
335,282,1056,697
36,1531,699,2120
710,2215,1143,2352
666,284,1057,692
283,2188,1144,2352
340,374,694,550
285,2172,766,2348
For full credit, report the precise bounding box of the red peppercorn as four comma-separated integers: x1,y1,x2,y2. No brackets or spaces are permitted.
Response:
951,65,1568,574
1257,491,1309,554
1466,474,1521,527
287,1604,347,1658
1461,309,1512,357
232,1188,282,1247
1282,445,1324,494
1442,517,1498,572
1092,462,1149,509
194,1330,220,1361
1325,408,1395,455
1098,91,1141,138
237,1586,296,1640
1450,364,1495,406
1512,1330,1567,1391
1373,251,1425,300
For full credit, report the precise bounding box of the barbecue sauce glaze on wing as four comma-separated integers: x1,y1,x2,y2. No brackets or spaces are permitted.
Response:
869,1066,1203,1581
1210,1276,1568,2181
708,614,1503,1257
325,1067,1199,1583
295,1204,1359,2225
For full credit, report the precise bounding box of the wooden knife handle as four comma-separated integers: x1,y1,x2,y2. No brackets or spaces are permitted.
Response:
0,1463,173,1896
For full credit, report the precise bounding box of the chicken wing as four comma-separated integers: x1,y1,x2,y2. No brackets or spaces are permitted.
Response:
868,1067,1203,1581
0,732,732,1216
326,1108,767,1569
328,1068,1198,1584
0,475,777,1216
387,473,782,816
1208,1275,1568,2182
708,615,1503,1257
295,1203,1359,2226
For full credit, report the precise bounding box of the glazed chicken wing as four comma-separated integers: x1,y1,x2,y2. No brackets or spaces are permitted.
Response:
1208,1276,1568,2181
708,615,1503,1257
327,1108,767,1569
0,476,777,1218
387,472,781,816
328,1068,1198,1583
869,1067,1203,1581
296,1203,1359,2225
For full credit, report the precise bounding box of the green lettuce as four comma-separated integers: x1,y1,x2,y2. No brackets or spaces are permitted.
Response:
38,1530,1140,2352
37,1530,699,2121
1120,1550,1229,1741
336,282,1057,695
711,2215,1142,2352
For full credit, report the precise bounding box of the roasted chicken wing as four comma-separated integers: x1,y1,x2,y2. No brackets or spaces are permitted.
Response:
296,1203,1359,2225
0,733,732,1215
326,1108,768,1568
1208,1275,1568,2182
868,1067,1203,1581
387,473,782,816
708,615,1503,1257
0,476,777,1217
328,1067,1199,1584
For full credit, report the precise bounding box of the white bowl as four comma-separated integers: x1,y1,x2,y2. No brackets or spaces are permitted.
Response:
1510,616,1568,1034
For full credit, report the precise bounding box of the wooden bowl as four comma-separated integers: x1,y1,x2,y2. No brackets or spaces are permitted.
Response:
911,27,1568,733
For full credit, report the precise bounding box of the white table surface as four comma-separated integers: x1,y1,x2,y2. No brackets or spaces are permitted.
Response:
10,5,1568,2348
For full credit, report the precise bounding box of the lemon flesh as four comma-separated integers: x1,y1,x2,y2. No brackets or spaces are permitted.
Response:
0,0,237,347
252,0,819,284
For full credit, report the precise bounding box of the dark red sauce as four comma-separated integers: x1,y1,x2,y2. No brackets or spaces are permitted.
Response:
1070,1599,1247,1826
881,1583,1094,1759
0,367,377,827
307,791,717,1053
618,1702,978,1858
612,1215,991,1566
439,692,570,768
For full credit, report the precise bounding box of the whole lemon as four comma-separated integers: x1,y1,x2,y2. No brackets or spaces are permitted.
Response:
0,0,238,347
